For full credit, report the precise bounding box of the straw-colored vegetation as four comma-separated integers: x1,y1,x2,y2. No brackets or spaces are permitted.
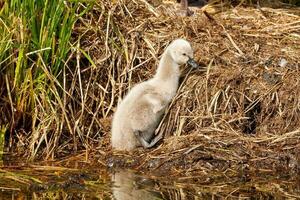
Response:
0,0,299,178
1,0,300,198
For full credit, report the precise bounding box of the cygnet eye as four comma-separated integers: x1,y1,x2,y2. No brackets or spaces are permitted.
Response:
182,53,187,56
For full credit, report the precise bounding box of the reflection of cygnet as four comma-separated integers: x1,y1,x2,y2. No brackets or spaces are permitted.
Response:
111,39,198,151
112,171,161,200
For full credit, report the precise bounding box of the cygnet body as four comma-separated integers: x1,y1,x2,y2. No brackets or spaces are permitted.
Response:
111,39,198,151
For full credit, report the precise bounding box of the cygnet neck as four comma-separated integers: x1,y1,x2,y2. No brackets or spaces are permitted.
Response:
154,50,180,82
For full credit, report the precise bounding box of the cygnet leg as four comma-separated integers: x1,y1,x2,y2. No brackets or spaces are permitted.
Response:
134,131,162,149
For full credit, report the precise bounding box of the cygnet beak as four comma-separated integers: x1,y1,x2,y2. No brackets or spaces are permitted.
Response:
187,57,199,68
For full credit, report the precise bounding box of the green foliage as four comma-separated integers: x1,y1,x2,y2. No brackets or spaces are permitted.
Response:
0,0,92,157
0,125,7,161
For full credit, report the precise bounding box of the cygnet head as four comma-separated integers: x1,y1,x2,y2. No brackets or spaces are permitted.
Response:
168,39,198,68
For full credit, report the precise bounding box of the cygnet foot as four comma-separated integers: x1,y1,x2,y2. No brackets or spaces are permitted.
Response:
134,131,162,149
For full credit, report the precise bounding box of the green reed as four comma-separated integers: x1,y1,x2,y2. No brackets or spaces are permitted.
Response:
0,0,92,158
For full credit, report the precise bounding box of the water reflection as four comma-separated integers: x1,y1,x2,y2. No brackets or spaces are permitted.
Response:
112,170,162,200
0,161,300,199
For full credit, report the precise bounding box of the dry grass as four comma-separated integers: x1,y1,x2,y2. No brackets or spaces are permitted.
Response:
85,0,300,174
1,0,299,168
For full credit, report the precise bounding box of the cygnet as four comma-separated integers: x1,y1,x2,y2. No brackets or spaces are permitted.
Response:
111,39,198,151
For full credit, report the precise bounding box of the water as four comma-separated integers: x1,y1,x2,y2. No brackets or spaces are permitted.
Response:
1,159,300,199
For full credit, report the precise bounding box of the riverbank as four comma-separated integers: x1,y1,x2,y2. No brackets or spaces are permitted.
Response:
1,0,300,183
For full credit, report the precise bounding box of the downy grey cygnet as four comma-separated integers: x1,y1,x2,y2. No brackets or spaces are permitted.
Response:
111,39,198,151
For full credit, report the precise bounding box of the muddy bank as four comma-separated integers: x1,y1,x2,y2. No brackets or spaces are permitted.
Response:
102,132,300,176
